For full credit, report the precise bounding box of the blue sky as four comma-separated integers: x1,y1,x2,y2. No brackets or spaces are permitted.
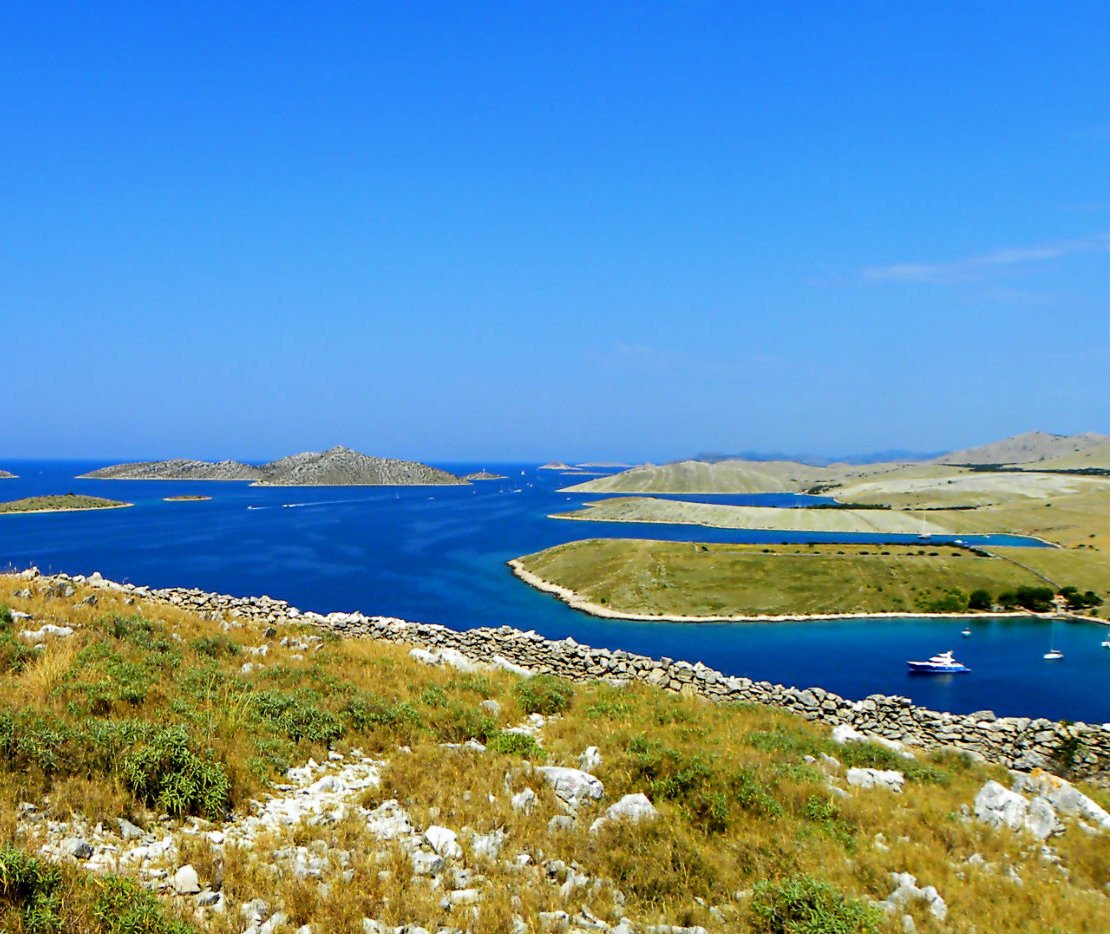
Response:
2,2,1107,462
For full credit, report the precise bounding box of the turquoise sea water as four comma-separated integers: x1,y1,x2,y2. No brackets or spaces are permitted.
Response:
0,461,1105,723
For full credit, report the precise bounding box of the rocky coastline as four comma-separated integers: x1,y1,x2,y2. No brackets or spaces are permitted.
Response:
22,568,1110,787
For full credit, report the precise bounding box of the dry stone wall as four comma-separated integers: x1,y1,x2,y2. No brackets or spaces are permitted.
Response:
35,569,1110,786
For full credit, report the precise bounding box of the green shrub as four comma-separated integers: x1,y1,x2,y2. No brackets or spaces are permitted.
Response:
93,874,196,934
514,675,574,715
487,731,544,758
0,846,63,933
750,875,883,933
343,692,424,739
251,690,344,744
122,728,230,819
189,634,241,658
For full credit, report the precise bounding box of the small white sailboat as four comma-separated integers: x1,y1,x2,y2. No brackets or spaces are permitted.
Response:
961,626,972,637
1044,619,1063,659
1101,636,1110,649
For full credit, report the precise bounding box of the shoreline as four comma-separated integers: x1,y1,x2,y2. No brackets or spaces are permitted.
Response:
0,503,133,517
506,559,1108,626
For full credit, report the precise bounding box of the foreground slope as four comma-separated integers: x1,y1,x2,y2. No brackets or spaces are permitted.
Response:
1,573,1107,933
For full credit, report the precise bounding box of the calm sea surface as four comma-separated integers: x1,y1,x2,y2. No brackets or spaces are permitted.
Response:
0,460,1105,722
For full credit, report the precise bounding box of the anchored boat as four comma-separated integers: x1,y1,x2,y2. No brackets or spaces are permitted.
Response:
907,650,971,674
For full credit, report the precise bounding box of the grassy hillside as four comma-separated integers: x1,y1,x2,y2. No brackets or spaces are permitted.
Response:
2,575,1108,932
0,494,131,515
553,497,953,535
513,540,1096,619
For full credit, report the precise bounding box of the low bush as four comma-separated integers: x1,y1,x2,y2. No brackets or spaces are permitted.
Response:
750,874,883,933
122,728,231,819
189,634,241,658
0,845,63,933
92,874,196,934
251,690,344,744
514,675,574,715
487,731,544,758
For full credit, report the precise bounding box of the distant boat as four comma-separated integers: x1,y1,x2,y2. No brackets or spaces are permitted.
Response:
1044,619,1063,660
1101,636,1110,649
961,626,972,637
907,650,971,674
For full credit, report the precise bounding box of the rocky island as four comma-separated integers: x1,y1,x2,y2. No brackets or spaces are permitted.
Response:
251,446,465,486
463,470,508,481
0,469,16,479
81,446,467,487
0,494,131,515
80,459,262,481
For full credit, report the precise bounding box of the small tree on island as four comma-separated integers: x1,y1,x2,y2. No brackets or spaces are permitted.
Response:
968,589,992,611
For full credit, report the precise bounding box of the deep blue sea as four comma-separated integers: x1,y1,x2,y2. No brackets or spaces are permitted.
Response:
1,460,1106,723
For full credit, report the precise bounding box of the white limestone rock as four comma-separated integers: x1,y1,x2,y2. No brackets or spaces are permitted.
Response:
511,788,537,813
974,780,1029,831
1013,770,1110,833
590,793,658,833
173,864,201,895
578,746,602,772
846,768,905,793
536,766,604,809
882,872,947,922
424,825,463,860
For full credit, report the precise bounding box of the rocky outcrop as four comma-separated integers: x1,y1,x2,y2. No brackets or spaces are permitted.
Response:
464,471,508,481
17,567,1110,787
0,469,16,479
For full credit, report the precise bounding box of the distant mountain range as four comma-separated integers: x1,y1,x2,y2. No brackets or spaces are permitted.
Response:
691,432,1109,469
79,446,466,486
691,449,944,466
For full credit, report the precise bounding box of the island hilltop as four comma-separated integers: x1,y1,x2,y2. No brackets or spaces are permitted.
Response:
81,446,466,486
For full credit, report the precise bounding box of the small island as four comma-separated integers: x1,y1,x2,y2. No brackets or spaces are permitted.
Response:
0,494,132,515
163,495,212,502
463,470,508,481
0,469,16,479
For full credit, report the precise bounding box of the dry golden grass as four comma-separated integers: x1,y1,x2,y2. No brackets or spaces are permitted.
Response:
0,573,1107,932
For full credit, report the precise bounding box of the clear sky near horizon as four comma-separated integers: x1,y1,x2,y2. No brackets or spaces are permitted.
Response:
2,2,1107,463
